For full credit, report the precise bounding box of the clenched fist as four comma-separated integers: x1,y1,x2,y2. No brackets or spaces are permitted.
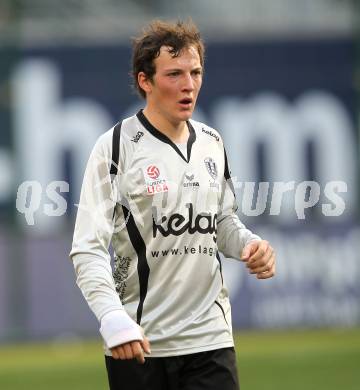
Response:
241,240,275,279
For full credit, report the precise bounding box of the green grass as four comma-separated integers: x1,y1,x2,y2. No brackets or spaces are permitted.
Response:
0,328,359,390
235,328,360,390
0,341,107,390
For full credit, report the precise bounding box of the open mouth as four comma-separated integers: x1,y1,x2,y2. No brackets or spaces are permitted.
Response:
179,98,193,106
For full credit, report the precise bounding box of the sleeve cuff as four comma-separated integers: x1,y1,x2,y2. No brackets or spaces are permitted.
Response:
100,310,143,349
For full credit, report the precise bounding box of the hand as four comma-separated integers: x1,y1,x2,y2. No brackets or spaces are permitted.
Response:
241,240,275,279
110,335,151,364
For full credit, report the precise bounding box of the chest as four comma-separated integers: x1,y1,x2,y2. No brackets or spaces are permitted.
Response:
120,139,224,218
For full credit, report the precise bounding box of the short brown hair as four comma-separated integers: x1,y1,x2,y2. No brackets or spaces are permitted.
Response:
131,19,205,99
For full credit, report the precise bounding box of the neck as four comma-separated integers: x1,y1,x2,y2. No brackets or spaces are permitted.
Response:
142,106,189,143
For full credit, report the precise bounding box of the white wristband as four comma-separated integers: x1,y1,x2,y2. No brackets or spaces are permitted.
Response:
99,310,143,349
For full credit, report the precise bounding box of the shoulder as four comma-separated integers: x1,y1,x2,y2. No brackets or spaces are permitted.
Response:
92,113,143,156
189,119,224,147
89,126,113,160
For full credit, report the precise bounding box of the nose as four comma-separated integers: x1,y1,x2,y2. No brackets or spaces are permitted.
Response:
182,72,195,92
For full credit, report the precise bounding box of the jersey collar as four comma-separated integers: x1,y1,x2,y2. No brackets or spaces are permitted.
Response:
136,109,196,163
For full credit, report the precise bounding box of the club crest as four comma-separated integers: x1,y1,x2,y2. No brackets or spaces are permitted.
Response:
204,158,218,180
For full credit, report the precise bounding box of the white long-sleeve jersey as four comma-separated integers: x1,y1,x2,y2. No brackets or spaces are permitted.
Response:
70,110,260,357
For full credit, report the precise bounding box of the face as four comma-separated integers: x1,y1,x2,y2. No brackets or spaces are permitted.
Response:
139,45,203,126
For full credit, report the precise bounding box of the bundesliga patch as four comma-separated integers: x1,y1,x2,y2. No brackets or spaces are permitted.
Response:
144,165,169,195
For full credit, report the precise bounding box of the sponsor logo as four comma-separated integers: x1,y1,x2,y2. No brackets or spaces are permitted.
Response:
183,172,200,188
151,245,217,258
152,203,217,242
145,165,168,194
131,131,144,143
202,127,220,142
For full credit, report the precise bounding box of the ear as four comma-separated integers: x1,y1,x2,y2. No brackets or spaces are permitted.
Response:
138,72,152,96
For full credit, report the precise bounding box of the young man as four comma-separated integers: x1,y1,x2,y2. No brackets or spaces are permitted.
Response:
70,20,275,390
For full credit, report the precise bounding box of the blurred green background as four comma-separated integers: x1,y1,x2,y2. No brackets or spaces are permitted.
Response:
1,329,359,390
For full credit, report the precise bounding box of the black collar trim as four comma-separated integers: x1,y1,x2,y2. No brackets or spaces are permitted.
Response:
136,109,196,163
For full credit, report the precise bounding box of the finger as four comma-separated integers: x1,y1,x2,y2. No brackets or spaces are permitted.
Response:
247,246,273,270
117,346,126,360
240,248,250,261
256,260,276,279
251,254,275,274
131,342,145,364
248,242,271,264
141,336,151,355
123,343,134,360
111,348,120,360
247,248,271,271
248,249,274,273
241,241,258,261
248,241,269,263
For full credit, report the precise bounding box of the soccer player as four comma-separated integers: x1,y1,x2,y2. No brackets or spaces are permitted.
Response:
70,19,275,390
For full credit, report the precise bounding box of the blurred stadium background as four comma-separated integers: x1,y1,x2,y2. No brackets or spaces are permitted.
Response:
0,0,359,389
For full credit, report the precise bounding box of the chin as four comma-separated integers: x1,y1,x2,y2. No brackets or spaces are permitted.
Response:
177,110,193,121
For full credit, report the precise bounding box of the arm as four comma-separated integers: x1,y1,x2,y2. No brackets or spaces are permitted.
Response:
70,134,150,361
217,149,275,279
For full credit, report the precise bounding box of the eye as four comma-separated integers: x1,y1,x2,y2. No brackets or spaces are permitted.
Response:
168,71,180,77
192,70,202,76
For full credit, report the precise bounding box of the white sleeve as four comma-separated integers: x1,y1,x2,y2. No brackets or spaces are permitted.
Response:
70,135,122,321
217,149,261,260
70,134,142,347
100,310,143,348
